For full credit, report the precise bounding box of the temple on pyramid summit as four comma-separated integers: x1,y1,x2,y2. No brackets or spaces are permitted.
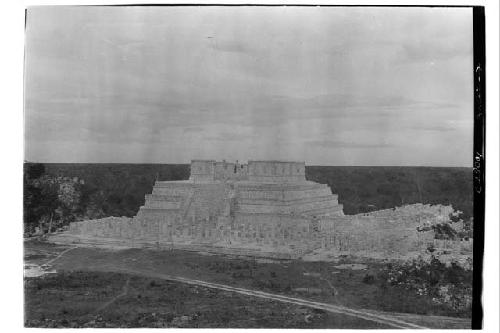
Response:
57,160,345,258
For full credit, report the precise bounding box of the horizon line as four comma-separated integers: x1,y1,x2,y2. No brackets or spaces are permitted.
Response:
23,160,473,168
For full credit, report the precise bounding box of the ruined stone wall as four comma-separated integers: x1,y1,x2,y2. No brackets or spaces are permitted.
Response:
331,204,459,258
433,238,474,253
247,161,306,183
64,212,333,258
235,183,333,200
60,168,342,258
143,194,182,209
234,182,343,217
235,199,341,216
189,160,216,182
68,216,163,242
228,213,332,253
189,183,228,220
136,181,193,222
332,217,434,258
189,159,307,183
367,204,454,223
65,202,464,259
214,161,248,181
152,181,193,196
59,162,467,259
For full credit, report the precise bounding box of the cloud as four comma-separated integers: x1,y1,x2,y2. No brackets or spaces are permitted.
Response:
183,127,204,133
407,125,457,132
24,6,473,166
204,131,255,142
207,39,253,54
407,119,472,133
306,139,395,149
271,93,459,110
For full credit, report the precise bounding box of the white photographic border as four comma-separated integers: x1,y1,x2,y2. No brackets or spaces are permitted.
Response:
1,1,498,332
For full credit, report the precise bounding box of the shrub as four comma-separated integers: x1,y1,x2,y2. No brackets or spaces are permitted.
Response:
362,274,375,284
378,256,472,313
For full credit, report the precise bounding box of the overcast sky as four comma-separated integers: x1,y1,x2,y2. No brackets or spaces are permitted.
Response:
24,6,473,166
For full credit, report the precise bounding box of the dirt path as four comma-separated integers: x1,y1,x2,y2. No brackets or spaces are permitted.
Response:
24,245,78,277
95,278,131,313
34,244,470,329
42,246,78,266
319,276,338,296
88,266,427,329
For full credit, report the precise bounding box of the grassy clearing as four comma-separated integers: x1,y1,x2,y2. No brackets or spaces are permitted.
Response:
23,240,472,329
31,242,472,319
24,239,70,261
25,271,390,328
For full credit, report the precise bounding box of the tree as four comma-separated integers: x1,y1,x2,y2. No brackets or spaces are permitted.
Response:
24,163,83,235
432,222,458,240
23,176,59,235
449,211,463,223
25,163,46,180
24,163,50,234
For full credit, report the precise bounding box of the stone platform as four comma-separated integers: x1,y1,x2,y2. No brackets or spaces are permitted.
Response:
51,160,462,259
57,160,343,258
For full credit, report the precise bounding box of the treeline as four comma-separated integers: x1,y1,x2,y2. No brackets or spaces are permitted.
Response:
23,163,189,235
23,163,473,234
306,166,473,219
